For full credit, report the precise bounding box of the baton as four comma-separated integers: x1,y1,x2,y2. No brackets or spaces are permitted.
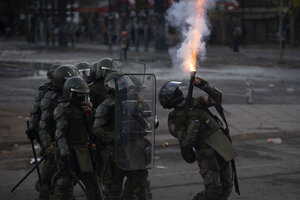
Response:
26,121,41,183
67,168,92,200
11,155,46,192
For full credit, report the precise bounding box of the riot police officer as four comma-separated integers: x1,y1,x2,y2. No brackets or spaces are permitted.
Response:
51,76,102,200
159,77,236,200
27,64,60,143
89,58,116,108
27,64,60,198
75,62,92,84
38,65,78,199
93,72,154,200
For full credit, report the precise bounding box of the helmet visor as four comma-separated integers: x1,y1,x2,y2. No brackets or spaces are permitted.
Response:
70,87,90,94
78,69,91,78
117,75,135,91
161,81,184,95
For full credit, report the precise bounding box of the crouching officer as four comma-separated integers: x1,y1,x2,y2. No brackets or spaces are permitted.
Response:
38,65,78,199
51,76,102,200
158,77,236,200
93,72,155,200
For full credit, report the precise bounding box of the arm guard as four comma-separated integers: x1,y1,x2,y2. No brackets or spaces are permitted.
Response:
93,99,115,143
54,103,70,157
194,79,223,105
28,89,45,133
28,102,40,134
38,91,57,148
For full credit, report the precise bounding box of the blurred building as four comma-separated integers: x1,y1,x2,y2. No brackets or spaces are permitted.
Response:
0,0,299,47
208,0,300,45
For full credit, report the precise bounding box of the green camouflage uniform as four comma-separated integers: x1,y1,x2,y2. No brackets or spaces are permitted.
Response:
27,81,53,199
50,102,101,200
28,82,52,143
167,81,236,200
38,88,62,198
93,98,152,200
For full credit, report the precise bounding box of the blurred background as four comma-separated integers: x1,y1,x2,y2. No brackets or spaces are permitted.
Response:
1,1,300,200
1,0,299,49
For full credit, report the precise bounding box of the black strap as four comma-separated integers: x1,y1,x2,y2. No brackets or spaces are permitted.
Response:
200,104,240,195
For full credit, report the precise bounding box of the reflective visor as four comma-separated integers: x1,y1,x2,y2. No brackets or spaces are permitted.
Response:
162,81,183,95
117,75,135,91
70,88,90,94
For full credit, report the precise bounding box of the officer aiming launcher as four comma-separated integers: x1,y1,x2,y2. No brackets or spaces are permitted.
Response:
183,52,240,195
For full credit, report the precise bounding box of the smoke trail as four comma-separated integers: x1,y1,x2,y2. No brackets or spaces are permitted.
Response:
166,0,215,73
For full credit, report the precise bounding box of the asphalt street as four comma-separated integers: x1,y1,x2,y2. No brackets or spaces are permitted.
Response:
2,132,300,200
0,43,300,200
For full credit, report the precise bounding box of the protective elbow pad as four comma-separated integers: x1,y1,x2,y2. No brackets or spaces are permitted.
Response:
56,130,69,156
39,129,51,148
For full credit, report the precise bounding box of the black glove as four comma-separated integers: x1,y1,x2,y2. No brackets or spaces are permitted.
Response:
194,77,207,88
61,155,70,168
26,129,36,141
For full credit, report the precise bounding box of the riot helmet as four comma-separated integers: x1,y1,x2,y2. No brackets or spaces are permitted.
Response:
47,64,60,80
74,62,90,79
158,81,185,109
63,76,90,104
104,72,135,97
52,65,78,89
90,58,116,82
128,75,144,90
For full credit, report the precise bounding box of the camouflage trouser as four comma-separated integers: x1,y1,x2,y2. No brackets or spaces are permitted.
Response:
193,145,233,200
37,153,56,199
49,150,102,200
102,159,152,200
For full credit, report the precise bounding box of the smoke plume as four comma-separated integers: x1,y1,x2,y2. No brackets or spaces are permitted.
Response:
166,0,215,74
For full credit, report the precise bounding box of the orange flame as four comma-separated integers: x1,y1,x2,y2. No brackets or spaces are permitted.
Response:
190,50,197,72
185,0,205,72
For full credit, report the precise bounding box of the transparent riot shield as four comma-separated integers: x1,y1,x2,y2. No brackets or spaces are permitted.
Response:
114,73,156,170
111,59,146,74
